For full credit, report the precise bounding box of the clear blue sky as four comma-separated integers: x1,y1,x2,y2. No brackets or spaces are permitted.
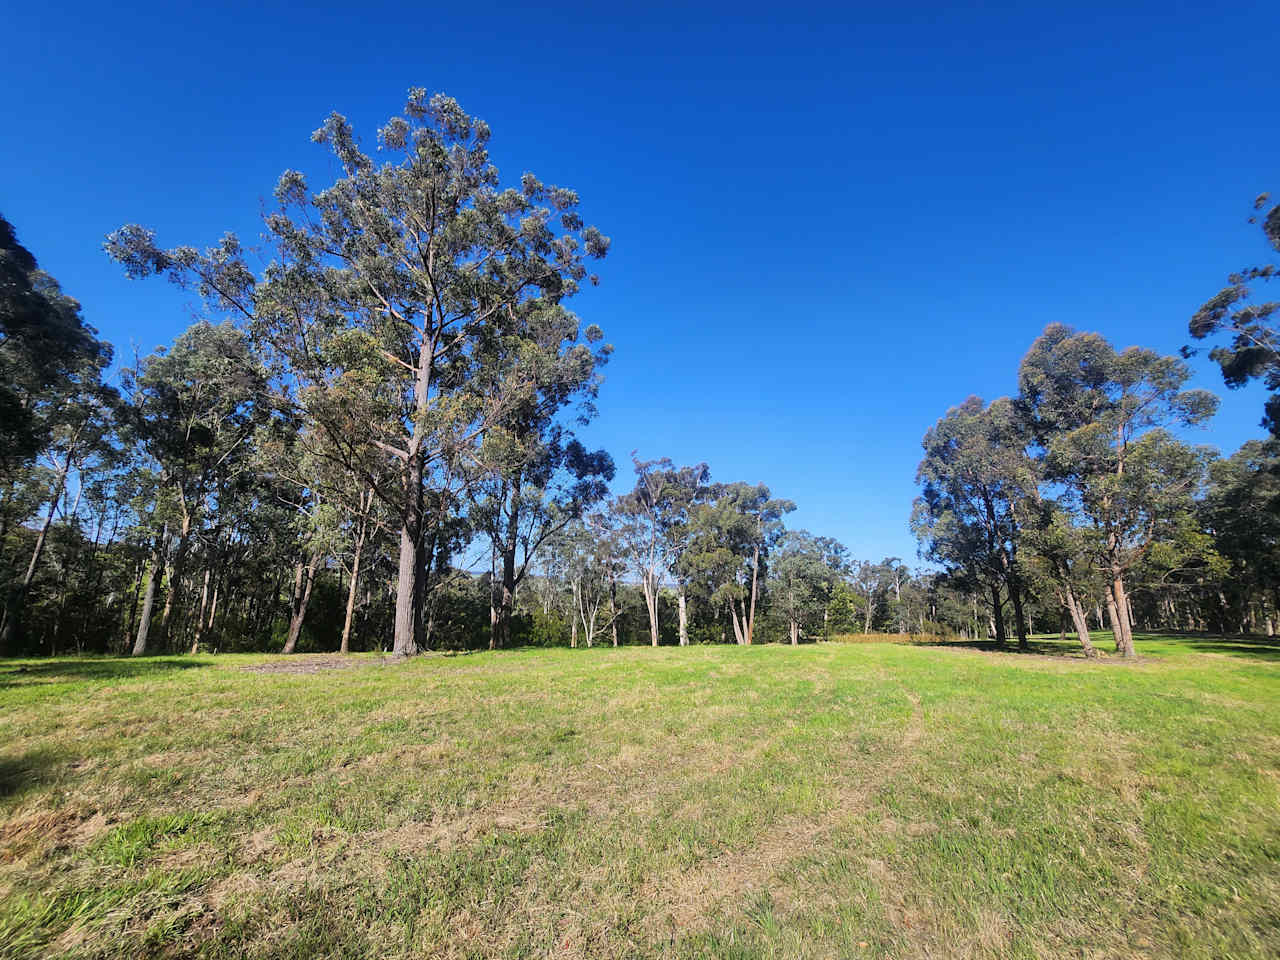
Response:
3,1,1275,564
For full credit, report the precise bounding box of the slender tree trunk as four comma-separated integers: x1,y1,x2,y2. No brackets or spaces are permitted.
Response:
21,448,72,592
499,553,516,648
746,545,760,645
496,483,520,650
206,579,220,646
608,564,619,648
393,448,424,656
1008,575,1029,651
990,584,1006,645
132,529,167,656
1110,570,1135,658
790,619,799,646
341,494,371,654
341,536,364,654
283,552,321,654
190,565,212,654
569,579,580,648
488,539,499,651
729,599,746,645
1105,584,1128,656
1062,583,1096,658
159,507,192,647
677,585,689,646
642,572,660,647
122,550,145,653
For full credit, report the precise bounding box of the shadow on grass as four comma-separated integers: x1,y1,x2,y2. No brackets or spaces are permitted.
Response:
1172,636,1280,662
0,747,61,799
914,637,1096,660
915,632,1280,664
0,656,209,687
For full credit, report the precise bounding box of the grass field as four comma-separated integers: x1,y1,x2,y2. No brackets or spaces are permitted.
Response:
2,633,1278,959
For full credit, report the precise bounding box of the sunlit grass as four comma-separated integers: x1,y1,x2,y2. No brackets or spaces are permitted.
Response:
2,633,1277,958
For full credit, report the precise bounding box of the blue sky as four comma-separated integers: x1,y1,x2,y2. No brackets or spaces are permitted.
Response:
3,1,1276,564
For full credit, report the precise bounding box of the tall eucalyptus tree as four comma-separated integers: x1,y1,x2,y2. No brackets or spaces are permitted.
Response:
681,482,793,646
913,396,1037,648
106,89,609,656
616,457,710,646
1018,325,1217,657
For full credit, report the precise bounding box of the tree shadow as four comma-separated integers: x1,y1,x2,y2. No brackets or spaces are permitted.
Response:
0,657,209,688
915,632,1280,664
0,747,60,799
913,637,1093,660
1169,635,1280,663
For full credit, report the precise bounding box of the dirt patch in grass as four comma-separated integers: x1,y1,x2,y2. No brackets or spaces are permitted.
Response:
374,810,547,855
241,655,387,675
0,807,108,862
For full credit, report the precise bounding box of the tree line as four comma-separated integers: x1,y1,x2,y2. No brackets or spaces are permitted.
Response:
1,91,1276,658
912,192,1280,656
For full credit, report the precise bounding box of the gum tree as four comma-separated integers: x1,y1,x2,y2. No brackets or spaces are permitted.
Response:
119,321,267,655
681,482,794,645
1018,324,1217,657
771,530,846,645
913,396,1037,648
106,89,609,656
616,457,710,646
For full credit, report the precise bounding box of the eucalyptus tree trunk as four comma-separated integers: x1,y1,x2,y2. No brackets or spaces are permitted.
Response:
340,493,371,654
340,536,364,655
1105,585,1128,656
206,579,221,647
393,444,426,657
159,506,192,645
608,565,619,648
190,566,212,654
1008,575,1029,651
20,446,73,593
677,586,689,646
641,571,660,646
497,543,517,649
283,552,322,654
489,478,524,651
1108,571,1135,657
1061,583,1096,658
746,545,760,645
569,577,581,648
990,585,1006,645
50,483,87,655
132,528,167,656
123,553,144,653
729,597,748,645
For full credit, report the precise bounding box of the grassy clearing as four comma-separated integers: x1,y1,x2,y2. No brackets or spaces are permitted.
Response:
1,633,1277,959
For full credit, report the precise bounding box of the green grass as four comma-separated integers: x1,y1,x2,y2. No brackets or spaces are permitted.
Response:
1,633,1277,958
